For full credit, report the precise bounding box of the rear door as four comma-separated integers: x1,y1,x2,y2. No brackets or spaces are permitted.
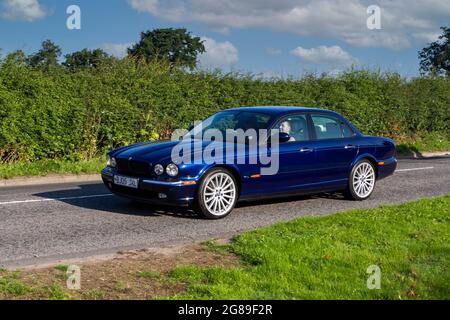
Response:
309,113,359,184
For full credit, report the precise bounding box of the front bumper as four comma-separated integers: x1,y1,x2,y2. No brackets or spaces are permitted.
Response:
101,167,197,206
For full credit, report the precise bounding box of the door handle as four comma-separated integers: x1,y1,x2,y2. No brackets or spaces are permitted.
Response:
299,147,313,153
345,145,356,150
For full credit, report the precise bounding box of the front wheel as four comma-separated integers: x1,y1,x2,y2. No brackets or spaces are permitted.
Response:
345,160,376,200
196,168,238,219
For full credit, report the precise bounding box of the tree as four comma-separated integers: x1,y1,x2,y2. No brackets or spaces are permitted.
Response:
27,40,62,69
128,28,205,69
4,50,28,66
419,26,450,76
63,49,114,71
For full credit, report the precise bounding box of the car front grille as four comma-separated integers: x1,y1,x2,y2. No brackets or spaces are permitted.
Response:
116,158,151,177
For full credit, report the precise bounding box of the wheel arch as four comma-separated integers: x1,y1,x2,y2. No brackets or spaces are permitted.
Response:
197,164,243,197
352,154,379,178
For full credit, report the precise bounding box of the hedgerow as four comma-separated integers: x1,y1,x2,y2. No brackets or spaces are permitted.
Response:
0,59,449,162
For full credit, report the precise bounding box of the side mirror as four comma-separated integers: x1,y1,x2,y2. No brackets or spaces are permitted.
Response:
267,132,291,146
278,132,291,143
187,124,194,132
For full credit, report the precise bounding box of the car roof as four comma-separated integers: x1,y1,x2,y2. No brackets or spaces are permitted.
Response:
224,106,336,116
221,106,361,135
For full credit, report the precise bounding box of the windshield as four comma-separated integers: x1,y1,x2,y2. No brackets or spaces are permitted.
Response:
187,111,273,142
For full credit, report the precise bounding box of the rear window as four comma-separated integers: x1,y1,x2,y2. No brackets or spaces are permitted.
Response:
312,115,354,139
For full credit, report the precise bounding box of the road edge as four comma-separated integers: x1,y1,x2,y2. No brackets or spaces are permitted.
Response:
0,173,101,188
396,150,450,160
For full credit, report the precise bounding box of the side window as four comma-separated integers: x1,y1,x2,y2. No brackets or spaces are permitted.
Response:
312,115,353,140
275,114,310,143
341,121,355,138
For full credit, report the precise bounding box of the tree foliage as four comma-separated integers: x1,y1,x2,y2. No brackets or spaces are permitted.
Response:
0,59,448,163
128,28,205,69
419,26,450,76
4,50,27,66
27,40,62,70
63,49,114,71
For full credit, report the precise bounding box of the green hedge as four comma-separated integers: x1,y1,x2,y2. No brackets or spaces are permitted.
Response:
0,59,449,162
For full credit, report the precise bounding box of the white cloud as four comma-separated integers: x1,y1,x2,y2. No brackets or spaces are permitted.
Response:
128,0,158,13
100,43,132,58
412,31,441,43
128,0,185,21
1,0,47,22
290,45,357,67
198,37,239,68
127,0,450,50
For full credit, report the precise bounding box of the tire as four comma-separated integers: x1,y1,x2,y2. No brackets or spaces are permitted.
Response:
345,159,376,201
195,168,238,219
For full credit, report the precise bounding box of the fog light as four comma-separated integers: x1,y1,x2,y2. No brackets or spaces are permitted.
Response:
158,193,167,199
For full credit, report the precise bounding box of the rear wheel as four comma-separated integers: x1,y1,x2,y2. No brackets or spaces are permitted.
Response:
345,160,376,200
196,168,238,219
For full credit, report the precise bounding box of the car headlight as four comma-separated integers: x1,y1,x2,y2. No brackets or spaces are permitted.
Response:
107,155,117,168
166,163,179,177
154,164,164,175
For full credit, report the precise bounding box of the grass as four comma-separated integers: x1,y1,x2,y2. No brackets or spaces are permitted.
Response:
83,289,106,300
46,284,70,300
396,133,450,155
0,157,104,179
0,244,237,300
0,272,33,297
54,265,69,272
137,271,161,279
169,195,450,300
0,196,448,300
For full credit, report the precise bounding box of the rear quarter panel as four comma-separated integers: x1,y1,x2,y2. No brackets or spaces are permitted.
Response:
356,136,397,180
361,136,396,159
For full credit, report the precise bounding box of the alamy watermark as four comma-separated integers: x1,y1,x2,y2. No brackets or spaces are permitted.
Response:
367,265,381,290
66,265,81,290
367,5,381,30
67,5,81,30
170,123,280,176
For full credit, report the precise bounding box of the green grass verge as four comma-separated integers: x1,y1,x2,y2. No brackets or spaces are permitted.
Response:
0,270,33,297
0,158,104,179
396,133,450,155
170,195,450,300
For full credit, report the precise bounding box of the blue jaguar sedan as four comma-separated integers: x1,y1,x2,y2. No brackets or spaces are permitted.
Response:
101,106,397,219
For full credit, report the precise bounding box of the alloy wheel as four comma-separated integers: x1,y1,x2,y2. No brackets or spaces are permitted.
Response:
352,162,376,198
203,172,237,217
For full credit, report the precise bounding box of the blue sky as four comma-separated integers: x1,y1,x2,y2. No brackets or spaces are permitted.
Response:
0,0,449,77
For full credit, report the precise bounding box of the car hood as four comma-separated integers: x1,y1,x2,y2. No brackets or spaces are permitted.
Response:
110,139,236,164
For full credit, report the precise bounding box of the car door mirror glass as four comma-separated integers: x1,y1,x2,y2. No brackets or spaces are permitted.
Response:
279,132,291,143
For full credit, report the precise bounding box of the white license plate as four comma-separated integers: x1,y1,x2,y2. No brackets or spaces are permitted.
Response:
113,175,139,189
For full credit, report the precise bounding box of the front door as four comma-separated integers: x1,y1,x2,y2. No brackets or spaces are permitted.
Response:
258,113,317,194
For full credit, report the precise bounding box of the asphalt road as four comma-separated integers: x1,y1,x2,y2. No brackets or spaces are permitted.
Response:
1,158,449,268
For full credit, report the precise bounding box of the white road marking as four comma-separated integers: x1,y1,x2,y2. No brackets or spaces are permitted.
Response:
395,167,434,173
0,194,113,206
